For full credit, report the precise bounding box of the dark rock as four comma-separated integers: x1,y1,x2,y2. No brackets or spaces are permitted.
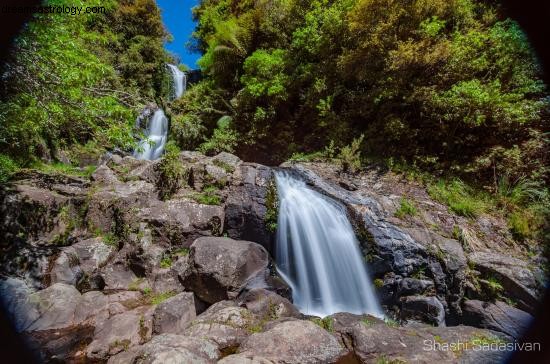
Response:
182,237,270,304
462,300,533,339
224,163,274,253
400,295,446,326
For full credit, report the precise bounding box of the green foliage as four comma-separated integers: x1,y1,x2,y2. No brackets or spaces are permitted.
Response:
311,317,334,332
188,0,548,183
265,179,279,233
147,290,176,305
338,134,365,173
0,155,19,183
0,0,168,166
198,124,239,156
174,247,190,257
192,186,222,205
157,141,188,200
428,179,488,218
160,255,173,269
395,198,418,219
35,162,96,178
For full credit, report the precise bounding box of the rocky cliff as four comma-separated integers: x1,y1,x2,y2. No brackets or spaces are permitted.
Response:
0,152,542,363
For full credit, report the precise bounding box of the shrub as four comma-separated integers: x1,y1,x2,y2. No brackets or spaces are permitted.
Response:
428,179,487,218
338,134,364,173
395,198,417,219
0,154,18,183
157,142,188,200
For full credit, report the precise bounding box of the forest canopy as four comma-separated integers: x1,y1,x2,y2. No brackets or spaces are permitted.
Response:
173,0,548,187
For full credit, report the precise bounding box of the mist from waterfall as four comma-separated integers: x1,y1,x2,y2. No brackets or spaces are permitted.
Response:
167,64,187,100
133,109,168,160
275,172,383,318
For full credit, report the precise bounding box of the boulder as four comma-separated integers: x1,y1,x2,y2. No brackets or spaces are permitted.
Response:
86,306,153,361
400,295,446,326
236,319,347,364
153,292,196,334
329,312,508,363
136,199,224,247
224,163,274,253
107,334,221,364
238,288,301,320
182,237,269,304
469,251,541,313
462,300,533,339
183,301,258,351
91,165,120,185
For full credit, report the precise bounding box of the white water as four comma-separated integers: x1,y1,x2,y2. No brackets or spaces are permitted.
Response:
133,109,168,160
275,172,383,318
167,64,187,100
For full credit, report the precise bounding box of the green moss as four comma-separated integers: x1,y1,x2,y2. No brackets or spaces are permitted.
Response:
212,159,235,173
395,197,417,219
384,318,400,328
373,278,384,289
160,256,173,269
34,162,96,178
265,178,279,233
148,290,176,305
174,247,189,256
192,185,222,205
310,316,334,332
362,317,375,326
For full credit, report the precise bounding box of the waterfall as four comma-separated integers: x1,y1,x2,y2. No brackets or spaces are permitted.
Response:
167,64,187,100
275,172,383,318
133,109,168,160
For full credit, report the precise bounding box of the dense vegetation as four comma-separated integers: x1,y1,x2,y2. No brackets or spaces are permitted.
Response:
0,0,170,179
176,0,548,184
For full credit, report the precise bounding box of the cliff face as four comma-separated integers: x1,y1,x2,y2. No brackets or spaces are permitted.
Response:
0,152,542,363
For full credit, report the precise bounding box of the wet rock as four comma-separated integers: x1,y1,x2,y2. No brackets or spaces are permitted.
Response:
182,237,269,304
153,292,196,334
462,300,533,339
107,334,221,364
400,295,446,326
237,319,347,364
224,163,273,253
86,306,153,361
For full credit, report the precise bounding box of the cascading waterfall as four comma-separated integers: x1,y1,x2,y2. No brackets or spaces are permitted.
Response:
275,172,383,318
167,64,187,100
133,109,168,160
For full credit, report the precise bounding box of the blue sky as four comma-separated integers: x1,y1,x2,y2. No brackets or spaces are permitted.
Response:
156,0,200,69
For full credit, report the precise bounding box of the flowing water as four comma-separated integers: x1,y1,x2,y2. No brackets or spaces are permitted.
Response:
275,172,383,318
133,109,168,160
167,64,187,100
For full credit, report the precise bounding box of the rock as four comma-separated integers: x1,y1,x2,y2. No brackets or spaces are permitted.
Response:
182,237,269,304
25,283,83,332
213,152,242,170
238,288,301,319
107,334,221,364
218,355,274,363
136,199,224,247
400,295,446,326
153,292,196,334
91,165,119,185
237,320,347,364
224,163,274,253
86,179,157,234
50,237,115,288
183,301,257,351
397,277,435,297
329,312,508,363
101,261,139,291
149,267,184,294
86,306,153,361
469,251,541,313
462,300,533,339
0,278,38,333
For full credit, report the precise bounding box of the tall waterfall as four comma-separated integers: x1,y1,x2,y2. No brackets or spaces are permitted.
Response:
167,64,187,100
275,172,383,318
133,109,168,160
